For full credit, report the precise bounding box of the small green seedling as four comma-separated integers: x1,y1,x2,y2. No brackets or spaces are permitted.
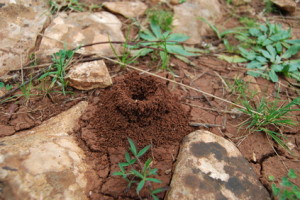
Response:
49,0,85,14
130,21,197,69
269,169,300,200
113,138,165,200
0,82,13,91
240,97,300,150
38,49,75,95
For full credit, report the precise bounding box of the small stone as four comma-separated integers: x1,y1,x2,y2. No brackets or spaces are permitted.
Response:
0,101,97,200
103,1,148,18
172,0,222,44
166,130,270,200
66,60,112,90
38,12,125,58
271,0,297,14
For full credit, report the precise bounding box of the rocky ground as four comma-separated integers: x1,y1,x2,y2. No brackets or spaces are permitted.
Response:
0,0,299,200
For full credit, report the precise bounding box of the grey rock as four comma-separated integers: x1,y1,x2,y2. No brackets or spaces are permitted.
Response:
166,130,270,200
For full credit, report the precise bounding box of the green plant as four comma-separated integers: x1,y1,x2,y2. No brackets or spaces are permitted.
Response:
0,82,13,91
264,0,280,13
269,169,300,200
130,21,197,69
38,49,75,95
146,8,173,31
113,138,165,200
237,23,300,82
240,97,300,150
49,0,85,14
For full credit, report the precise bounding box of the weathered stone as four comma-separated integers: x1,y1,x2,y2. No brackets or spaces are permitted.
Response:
166,130,270,200
271,0,297,14
38,12,125,58
103,1,148,18
0,101,97,200
172,0,222,44
0,125,15,137
0,0,49,77
66,60,112,90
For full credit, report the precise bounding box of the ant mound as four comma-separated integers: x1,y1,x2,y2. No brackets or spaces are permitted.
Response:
79,72,193,151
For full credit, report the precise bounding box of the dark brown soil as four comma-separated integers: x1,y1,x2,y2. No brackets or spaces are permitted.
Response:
78,72,193,151
73,71,194,199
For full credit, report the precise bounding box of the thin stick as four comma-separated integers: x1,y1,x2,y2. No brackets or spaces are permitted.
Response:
99,55,251,111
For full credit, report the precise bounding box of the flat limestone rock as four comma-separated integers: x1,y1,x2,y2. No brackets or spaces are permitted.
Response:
166,130,270,200
38,12,125,58
0,0,49,77
66,60,112,90
172,0,221,44
0,101,97,200
103,1,148,18
271,0,297,14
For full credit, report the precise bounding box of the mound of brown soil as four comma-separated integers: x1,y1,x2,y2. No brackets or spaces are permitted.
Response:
78,72,193,152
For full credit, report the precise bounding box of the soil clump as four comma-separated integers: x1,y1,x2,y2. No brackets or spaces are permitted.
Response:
78,71,194,152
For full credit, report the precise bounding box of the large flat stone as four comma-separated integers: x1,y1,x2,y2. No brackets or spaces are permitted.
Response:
172,0,221,44
166,130,270,200
0,0,49,77
38,12,125,58
0,101,97,200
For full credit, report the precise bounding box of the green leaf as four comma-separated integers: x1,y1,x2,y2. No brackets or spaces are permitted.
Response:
282,45,300,59
167,33,189,42
132,48,153,57
281,177,292,187
247,61,263,69
5,84,13,90
125,152,131,163
127,138,137,156
151,187,167,194
269,70,278,82
275,42,283,54
217,54,247,63
137,180,146,194
247,70,262,77
271,64,283,72
0,82,4,88
239,47,256,60
151,195,159,200
272,184,280,196
198,17,221,39
149,168,158,175
259,49,272,60
287,62,300,72
166,45,197,56
266,45,276,62
249,28,261,37
143,158,152,172
150,22,162,39
140,30,156,41
137,144,151,158
286,39,300,45
268,176,275,181
131,169,144,179
288,169,297,179
146,178,162,183
113,171,125,176
255,56,268,64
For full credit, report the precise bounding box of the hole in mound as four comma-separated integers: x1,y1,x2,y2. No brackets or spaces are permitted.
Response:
79,71,194,151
